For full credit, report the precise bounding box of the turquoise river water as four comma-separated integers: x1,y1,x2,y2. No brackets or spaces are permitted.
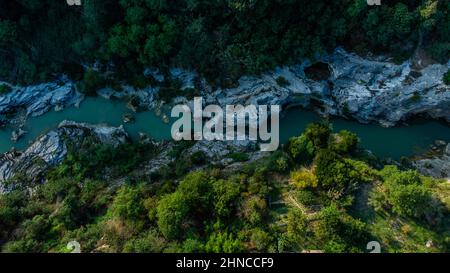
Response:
1,97,449,159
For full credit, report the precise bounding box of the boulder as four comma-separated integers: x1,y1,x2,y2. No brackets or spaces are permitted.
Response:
11,128,27,142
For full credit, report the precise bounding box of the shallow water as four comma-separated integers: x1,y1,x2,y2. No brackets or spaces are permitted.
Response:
1,97,449,159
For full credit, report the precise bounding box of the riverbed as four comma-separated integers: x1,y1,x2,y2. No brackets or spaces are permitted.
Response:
0,97,449,159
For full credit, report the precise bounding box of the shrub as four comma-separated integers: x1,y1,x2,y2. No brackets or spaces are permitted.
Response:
111,186,146,223
157,171,213,239
314,150,363,192
204,232,244,253
157,191,189,240
227,152,249,162
444,70,450,85
241,196,267,226
304,122,332,149
332,130,359,155
315,205,369,252
276,76,290,87
212,178,240,219
250,228,272,251
290,168,318,189
387,183,432,218
77,69,105,95
296,190,319,207
0,84,12,95
281,209,308,252
123,229,168,253
380,167,433,219
275,157,289,172
286,134,315,163
190,151,207,165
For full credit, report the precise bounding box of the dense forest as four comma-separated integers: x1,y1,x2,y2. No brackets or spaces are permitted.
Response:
0,123,448,253
0,0,448,86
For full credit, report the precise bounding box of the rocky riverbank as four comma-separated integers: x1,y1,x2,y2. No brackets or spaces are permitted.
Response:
200,48,450,127
1,48,448,129
0,48,449,186
0,81,84,122
0,119,263,191
0,121,128,191
142,138,265,176
413,143,450,180
0,81,84,141
98,48,450,127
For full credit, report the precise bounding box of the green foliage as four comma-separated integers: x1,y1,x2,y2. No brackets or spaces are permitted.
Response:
0,124,448,253
331,130,359,155
315,150,361,192
155,79,183,103
213,179,241,219
0,190,28,239
290,168,318,189
388,182,432,218
204,232,244,253
123,229,168,253
377,166,434,219
241,196,267,227
286,134,315,163
0,84,12,95
51,140,156,181
190,151,207,165
156,191,189,240
2,0,446,85
227,152,250,162
304,122,332,150
276,76,290,87
281,209,309,252
315,205,370,252
77,69,106,95
250,228,273,252
361,3,416,61
111,186,146,224
444,70,450,85
157,171,212,240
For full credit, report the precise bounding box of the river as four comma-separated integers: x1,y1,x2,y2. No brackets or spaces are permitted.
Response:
1,97,449,159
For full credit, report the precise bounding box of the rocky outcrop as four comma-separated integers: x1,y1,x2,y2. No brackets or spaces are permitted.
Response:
143,139,266,176
0,121,129,191
200,48,450,127
0,48,448,189
97,85,159,110
413,144,450,179
94,48,450,127
0,82,84,122
323,49,450,126
2,48,448,130
97,68,198,111
10,128,27,142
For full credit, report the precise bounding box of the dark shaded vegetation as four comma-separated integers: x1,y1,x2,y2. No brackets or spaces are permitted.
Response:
0,84,11,94
0,0,448,86
304,62,330,81
444,70,450,85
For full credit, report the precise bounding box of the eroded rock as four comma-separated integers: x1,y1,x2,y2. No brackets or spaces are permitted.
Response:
0,82,84,121
413,144,450,179
0,121,129,191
